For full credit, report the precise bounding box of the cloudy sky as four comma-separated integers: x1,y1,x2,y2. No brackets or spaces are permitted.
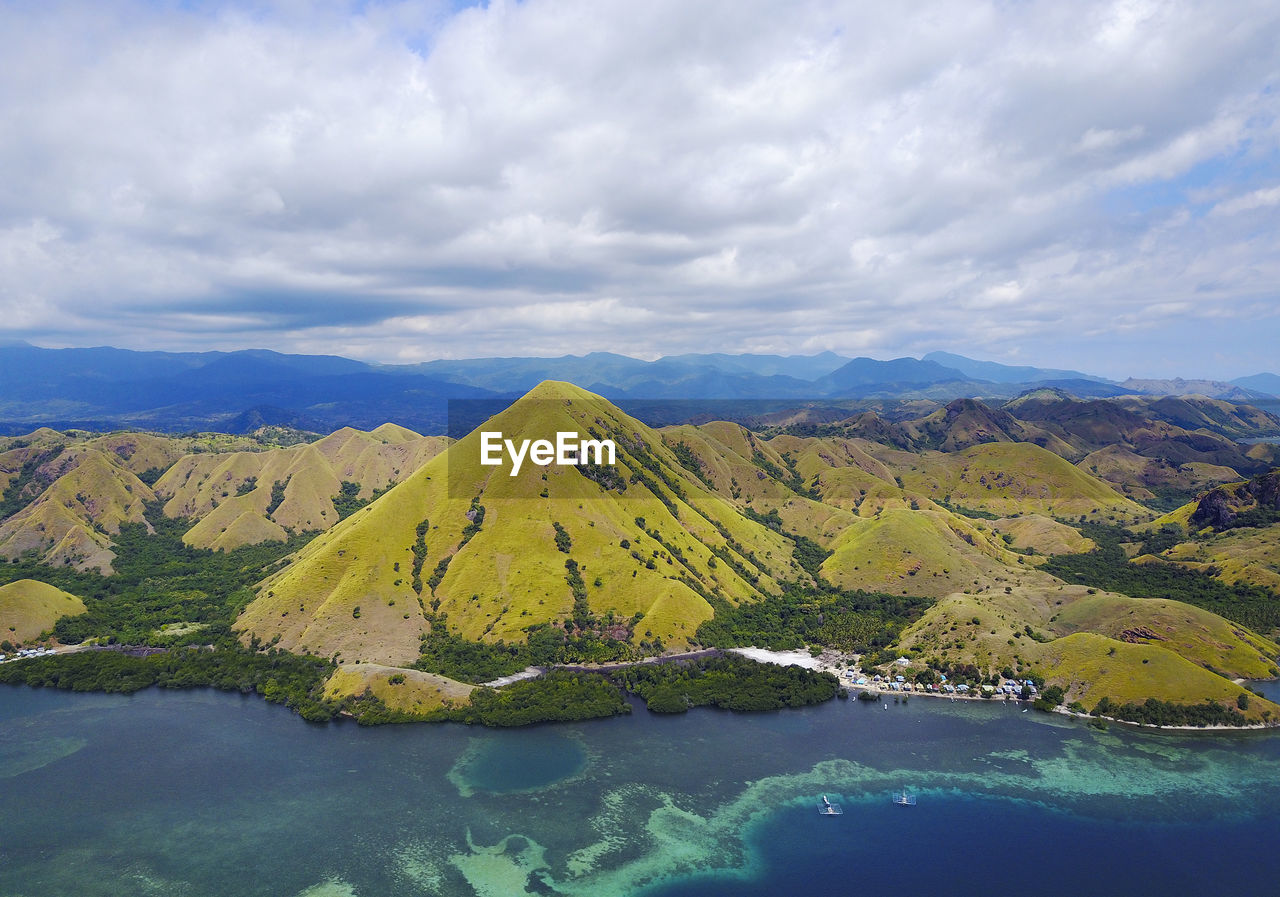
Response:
1,0,1278,378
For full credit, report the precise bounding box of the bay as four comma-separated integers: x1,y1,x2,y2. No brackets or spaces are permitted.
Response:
2,686,1279,896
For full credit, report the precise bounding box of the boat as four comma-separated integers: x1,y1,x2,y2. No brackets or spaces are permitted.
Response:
818,794,843,816
892,789,916,806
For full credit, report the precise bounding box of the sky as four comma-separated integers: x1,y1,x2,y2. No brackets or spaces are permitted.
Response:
1,0,1278,379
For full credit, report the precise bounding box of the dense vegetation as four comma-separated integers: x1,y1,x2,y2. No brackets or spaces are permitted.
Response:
1211,507,1280,532
696,586,932,654
0,505,317,647
740,506,831,580
332,481,390,521
443,670,628,726
749,449,820,499
1091,695,1252,728
935,498,1000,521
423,656,837,724
612,654,838,713
413,619,637,683
1043,524,1280,633
0,502,336,714
0,647,337,720
667,440,713,487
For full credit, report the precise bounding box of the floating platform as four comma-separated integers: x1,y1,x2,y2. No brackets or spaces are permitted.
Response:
818,795,843,815
892,790,916,806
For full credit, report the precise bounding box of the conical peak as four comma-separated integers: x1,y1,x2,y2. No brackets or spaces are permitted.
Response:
464,381,639,441
370,422,422,442
445,381,650,495
522,380,606,403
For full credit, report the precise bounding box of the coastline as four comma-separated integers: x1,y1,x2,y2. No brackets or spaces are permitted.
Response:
7,641,1277,733
718,646,1280,733
1049,704,1279,733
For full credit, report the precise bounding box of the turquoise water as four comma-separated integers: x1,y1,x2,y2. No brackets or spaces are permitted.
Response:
2,687,1279,896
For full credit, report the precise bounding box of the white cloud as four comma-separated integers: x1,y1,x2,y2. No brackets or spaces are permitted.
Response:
1210,185,1280,216
0,0,1277,378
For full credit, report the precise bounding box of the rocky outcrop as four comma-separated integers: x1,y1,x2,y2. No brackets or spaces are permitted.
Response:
1190,470,1280,530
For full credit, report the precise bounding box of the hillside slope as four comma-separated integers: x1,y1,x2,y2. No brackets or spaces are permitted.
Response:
0,449,156,572
156,426,448,550
239,382,803,665
897,581,1279,721
0,579,85,644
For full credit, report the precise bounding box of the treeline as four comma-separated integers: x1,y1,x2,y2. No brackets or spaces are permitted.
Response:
1091,695,1251,728
440,671,629,726
696,587,932,654
612,654,838,713
1043,524,1280,633
0,647,337,721
413,620,637,684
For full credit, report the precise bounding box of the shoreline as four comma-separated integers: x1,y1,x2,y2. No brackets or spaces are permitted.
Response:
1049,704,1278,732
716,646,1280,732
7,641,1277,733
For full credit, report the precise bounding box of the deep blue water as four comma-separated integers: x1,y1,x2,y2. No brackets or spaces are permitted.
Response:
652,797,1276,897
1254,678,1280,703
2,686,1279,897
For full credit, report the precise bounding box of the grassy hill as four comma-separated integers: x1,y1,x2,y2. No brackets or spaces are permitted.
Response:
156,425,447,550
871,442,1151,523
987,514,1093,556
1076,445,1241,506
820,508,1026,598
1037,632,1274,722
239,382,802,665
0,425,447,571
901,398,1078,456
897,580,1280,722
323,662,473,715
1157,524,1280,594
1048,592,1279,678
0,579,85,644
1143,470,1280,593
0,448,156,572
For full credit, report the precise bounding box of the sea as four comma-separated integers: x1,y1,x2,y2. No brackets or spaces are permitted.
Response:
3,685,1280,897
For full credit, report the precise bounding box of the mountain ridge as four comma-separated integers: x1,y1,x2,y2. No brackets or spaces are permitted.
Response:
4,343,1277,436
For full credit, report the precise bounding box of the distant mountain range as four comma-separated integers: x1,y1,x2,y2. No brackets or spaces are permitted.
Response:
0,341,1276,434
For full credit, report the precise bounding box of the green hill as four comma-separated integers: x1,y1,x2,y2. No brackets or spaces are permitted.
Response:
0,579,85,645
897,581,1280,722
0,424,448,572
238,382,802,665
0,449,156,572
1036,631,1276,723
1158,524,1280,594
156,426,448,550
820,508,1025,598
881,442,1151,523
1143,470,1280,593
324,662,474,714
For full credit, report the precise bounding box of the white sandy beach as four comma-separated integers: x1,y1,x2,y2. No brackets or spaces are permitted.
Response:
727,647,823,670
